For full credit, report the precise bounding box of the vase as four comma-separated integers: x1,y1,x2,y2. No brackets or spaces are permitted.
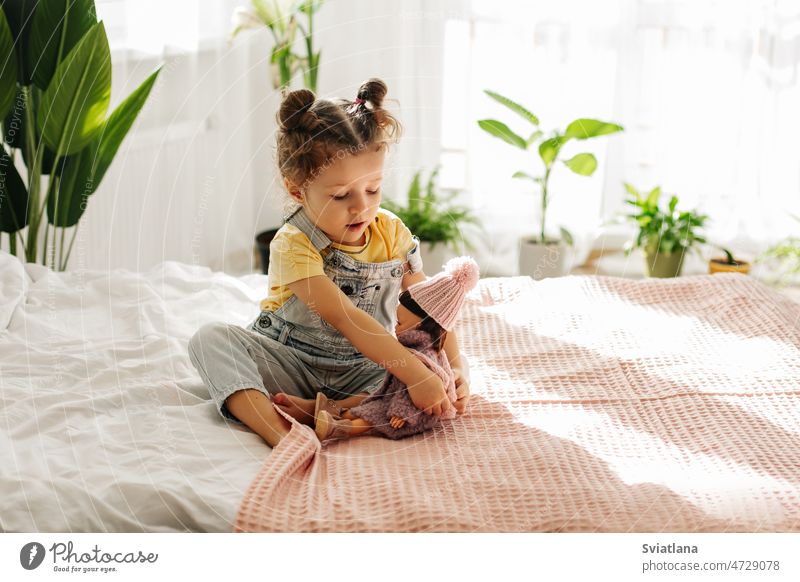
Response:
518,237,569,280
644,249,685,278
708,257,751,275
419,241,456,273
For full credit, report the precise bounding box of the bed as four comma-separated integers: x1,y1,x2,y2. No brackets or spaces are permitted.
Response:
2,248,799,532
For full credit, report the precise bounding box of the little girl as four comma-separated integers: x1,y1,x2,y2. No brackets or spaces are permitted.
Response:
187,78,471,447
314,256,479,441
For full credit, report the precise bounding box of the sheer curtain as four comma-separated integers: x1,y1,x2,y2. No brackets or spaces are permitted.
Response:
64,0,450,274
439,0,800,275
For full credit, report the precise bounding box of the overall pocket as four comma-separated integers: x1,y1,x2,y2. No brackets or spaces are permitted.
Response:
320,276,383,331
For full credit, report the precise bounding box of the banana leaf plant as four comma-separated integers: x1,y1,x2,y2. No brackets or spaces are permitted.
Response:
0,0,161,271
478,89,623,246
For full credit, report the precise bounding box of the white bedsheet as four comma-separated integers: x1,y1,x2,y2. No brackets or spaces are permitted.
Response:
0,249,272,532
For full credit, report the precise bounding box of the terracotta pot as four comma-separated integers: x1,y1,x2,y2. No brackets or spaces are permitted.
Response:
708,257,751,275
644,249,685,278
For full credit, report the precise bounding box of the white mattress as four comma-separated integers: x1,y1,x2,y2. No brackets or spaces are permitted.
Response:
0,249,272,532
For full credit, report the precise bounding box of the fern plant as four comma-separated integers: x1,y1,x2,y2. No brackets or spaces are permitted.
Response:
382,167,482,251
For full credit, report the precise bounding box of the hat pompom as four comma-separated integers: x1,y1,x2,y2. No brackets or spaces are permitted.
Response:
443,256,480,292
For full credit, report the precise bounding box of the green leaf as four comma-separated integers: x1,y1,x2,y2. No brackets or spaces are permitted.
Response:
538,136,567,166
668,195,678,214
559,226,574,247
563,152,597,176
477,119,527,149
623,182,641,204
1,0,37,84
51,66,161,227
526,130,543,146
27,0,97,90
512,170,538,182
0,6,17,120
564,118,624,140
0,147,29,232
37,20,111,156
645,186,661,207
483,89,539,126
3,86,61,173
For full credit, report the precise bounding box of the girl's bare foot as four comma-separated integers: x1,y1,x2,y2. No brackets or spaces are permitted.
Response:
272,393,315,425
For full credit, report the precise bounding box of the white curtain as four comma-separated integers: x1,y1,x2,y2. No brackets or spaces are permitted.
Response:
44,0,450,274
439,0,800,275
46,0,798,276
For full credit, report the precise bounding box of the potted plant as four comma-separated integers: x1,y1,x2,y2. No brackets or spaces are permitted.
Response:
231,0,325,274
709,247,751,275
623,183,709,278
755,215,800,285
0,1,161,271
382,166,483,272
477,89,623,279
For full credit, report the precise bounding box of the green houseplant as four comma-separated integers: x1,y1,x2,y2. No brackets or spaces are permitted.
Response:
382,167,482,270
623,183,709,278
231,0,323,92
0,0,161,271
477,89,623,278
232,0,325,273
708,246,750,275
756,214,800,285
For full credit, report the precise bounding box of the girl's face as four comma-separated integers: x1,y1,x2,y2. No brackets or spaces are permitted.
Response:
395,303,422,335
285,147,386,246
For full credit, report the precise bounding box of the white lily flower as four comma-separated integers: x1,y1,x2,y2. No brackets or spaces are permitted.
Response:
252,0,300,34
230,6,266,41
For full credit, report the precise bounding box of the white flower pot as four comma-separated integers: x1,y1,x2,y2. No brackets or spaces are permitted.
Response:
518,237,569,279
419,241,457,273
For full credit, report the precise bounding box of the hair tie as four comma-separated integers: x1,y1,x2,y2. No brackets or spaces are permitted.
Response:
354,97,365,105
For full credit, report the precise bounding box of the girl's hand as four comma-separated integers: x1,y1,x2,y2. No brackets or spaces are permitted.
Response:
407,379,451,416
453,370,470,416
389,416,405,429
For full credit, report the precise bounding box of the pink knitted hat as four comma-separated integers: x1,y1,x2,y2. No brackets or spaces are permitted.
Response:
407,256,480,331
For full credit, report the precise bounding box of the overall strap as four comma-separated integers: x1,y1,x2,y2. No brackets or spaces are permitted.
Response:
284,206,332,252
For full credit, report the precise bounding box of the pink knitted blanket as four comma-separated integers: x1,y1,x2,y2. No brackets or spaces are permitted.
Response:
234,274,800,532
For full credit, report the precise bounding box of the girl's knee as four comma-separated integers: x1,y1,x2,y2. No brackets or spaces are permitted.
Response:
188,321,233,353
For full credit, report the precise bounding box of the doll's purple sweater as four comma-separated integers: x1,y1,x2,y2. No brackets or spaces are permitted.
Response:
347,328,457,440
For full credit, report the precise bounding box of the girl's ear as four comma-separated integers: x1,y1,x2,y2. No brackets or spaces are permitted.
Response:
284,177,304,204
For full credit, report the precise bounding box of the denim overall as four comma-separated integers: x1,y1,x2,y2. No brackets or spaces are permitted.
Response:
249,206,422,360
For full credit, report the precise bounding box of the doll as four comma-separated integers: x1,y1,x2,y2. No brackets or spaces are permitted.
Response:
314,256,480,441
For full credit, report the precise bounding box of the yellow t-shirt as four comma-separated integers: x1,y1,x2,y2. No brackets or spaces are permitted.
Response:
259,208,416,312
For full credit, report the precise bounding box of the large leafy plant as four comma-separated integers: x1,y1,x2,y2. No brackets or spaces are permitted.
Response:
478,89,623,245
382,167,482,251
0,0,161,270
623,183,708,258
231,0,323,92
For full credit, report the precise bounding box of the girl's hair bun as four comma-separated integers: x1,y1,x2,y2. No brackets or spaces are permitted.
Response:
355,78,388,109
279,89,319,132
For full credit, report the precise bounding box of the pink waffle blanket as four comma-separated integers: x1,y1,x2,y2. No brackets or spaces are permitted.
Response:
234,274,800,532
